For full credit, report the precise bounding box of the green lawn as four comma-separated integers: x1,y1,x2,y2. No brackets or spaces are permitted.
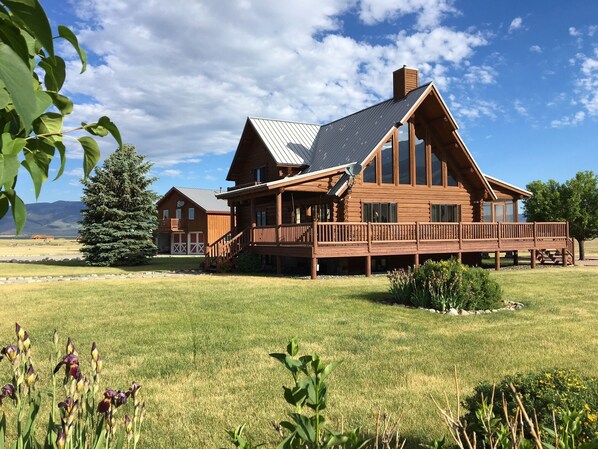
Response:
0,238,80,256
1,267,597,448
0,256,202,277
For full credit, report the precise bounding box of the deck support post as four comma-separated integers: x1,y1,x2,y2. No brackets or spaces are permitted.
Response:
310,257,317,280
365,255,371,277
513,251,519,266
456,252,462,262
495,251,501,271
414,253,419,268
562,247,567,267
531,249,536,269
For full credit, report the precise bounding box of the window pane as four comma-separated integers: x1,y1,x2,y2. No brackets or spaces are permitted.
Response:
506,202,515,222
432,204,458,222
398,127,410,184
363,157,377,183
176,209,181,219
162,210,169,218
415,136,426,185
483,203,492,222
432,205,440,222
495,204,504,222
188,208,195,220
431,151,442,186
363,203,371,222
381,141,393,184
380,203,389,222
447,167,458,186
390,203,397,222
373,203,381,222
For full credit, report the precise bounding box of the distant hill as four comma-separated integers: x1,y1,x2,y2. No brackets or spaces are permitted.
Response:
0,201,84,237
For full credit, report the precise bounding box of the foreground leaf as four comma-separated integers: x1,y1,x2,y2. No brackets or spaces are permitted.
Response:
78,136,100,178
58,25,87,72
0,42,36,131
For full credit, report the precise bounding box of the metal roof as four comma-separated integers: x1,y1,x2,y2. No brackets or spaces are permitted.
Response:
303,83,431,173
249,117,319,165
174,187,230,212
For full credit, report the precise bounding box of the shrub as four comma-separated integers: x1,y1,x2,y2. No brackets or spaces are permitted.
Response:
235,251,263,273
387,259,503,311
462,369,598,442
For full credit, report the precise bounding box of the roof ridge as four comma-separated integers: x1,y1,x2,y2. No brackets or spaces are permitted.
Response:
249,116,320,127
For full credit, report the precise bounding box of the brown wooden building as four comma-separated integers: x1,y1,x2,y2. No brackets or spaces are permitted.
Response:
156,187,230,255
207,67,572,277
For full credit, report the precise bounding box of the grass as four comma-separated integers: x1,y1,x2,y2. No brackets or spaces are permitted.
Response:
0,238,81,256
0,256,202,277
1,265,597,448
583,238,598,257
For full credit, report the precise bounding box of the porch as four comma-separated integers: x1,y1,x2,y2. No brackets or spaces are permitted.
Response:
205,221,573,278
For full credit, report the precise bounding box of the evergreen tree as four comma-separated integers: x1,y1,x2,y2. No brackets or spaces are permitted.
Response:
79,145,158,266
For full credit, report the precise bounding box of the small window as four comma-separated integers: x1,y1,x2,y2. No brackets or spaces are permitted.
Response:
415,136,426,185
175,208,182,219
363,156,377,183
363,202,397,223
506,202,515,222
431,204,460,222
381,141,394,184
254,166,266,183
494,203,504,222
256,210,267,227
431,151,442,186
162,209,169,219
398,127,410,185
188,208,195,220
483,203,492,222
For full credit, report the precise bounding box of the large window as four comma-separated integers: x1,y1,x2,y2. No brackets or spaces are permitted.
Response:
363,156,377,183
381,141,394,184
398,126,410,184
431,151,442,186
175,208,182,219
254,166,266,183
447,168,458,187
431,204,460,222
415,135,426,185
256,210,267,227
483,203,492,222
363,203,397,223
313,204,332,222
483,201,516,222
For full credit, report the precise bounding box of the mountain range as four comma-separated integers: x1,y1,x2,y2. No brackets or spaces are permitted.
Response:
0,201,84,237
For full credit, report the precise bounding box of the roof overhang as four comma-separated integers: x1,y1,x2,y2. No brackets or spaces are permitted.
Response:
484,174,532,198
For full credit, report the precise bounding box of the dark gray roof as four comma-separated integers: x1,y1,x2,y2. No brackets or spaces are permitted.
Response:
175,187,230,212
304,83,430,173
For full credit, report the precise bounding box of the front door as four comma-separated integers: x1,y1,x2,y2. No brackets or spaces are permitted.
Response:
188,231,205,255
171,232,187,254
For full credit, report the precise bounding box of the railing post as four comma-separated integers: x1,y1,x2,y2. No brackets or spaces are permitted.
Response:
533,222,537,248
416,222,420,251
313,221,318,252
459,222,463,250
367,222,372,252
497,222,501,249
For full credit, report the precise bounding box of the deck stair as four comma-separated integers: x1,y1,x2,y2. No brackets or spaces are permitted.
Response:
203,228,250,272
536,238,575,266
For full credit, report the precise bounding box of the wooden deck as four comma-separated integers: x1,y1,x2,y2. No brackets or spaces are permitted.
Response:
206,221,572,278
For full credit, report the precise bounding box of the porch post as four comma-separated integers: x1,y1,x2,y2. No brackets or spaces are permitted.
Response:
275,190,282,245
414,253,419,268
562,247,567,267
250,199,256,227
531,249,537,269
495,251,501,271
365,255,371,277
311,257,317,280
229,204,235,234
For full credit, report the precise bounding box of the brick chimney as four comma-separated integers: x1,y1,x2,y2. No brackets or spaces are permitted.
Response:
393,66,419,101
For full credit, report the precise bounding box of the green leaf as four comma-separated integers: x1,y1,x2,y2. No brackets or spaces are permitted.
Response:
0,411,6,449
33,112,63,142
288,413,315,443
58,25,87,73
3,0,54,57
46,91,73,115
22,151,49,198
287,338,298,357
84,117,122,149
0,42,36,131
0,16,31,66
33,89,52,118
78,136,100,178
1,132,27,155
0,85,10,109
0,133,25,188
0,193,9,220
39,55,66,91
53,141,66,180
5,188,26,234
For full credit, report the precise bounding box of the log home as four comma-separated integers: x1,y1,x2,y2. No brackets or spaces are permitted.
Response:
156,187,230,255
209,67,572,277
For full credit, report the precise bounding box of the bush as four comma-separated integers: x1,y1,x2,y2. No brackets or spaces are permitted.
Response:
234,251,262,273
462,369,598,442
387,259,503,311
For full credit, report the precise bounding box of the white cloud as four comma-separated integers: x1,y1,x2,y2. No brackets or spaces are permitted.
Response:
358,0,457,29
161,169,182,177
508,17,523,33
449,96,498,120
65,168,84,177
514,100,528,116
569,26,581,37
550,111,586,128
529,45,542,53
464,65,496,84
58,0,490,166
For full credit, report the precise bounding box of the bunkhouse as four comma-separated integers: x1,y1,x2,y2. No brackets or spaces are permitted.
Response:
207,66,572,278
156,187,230,255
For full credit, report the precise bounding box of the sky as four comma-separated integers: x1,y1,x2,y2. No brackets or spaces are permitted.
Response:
17,0,598,204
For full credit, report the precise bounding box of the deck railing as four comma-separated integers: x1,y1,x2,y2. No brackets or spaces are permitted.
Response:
241,221,569,248
157,218,187,232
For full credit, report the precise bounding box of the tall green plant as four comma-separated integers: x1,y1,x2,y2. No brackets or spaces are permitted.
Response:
228,338,369,449
0,0,121,233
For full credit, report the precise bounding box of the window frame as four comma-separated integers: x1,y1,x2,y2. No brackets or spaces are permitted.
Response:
431,204,460,222
188,207,195,221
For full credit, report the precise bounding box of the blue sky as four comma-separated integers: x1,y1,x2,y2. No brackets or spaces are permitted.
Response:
17,0,598,204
